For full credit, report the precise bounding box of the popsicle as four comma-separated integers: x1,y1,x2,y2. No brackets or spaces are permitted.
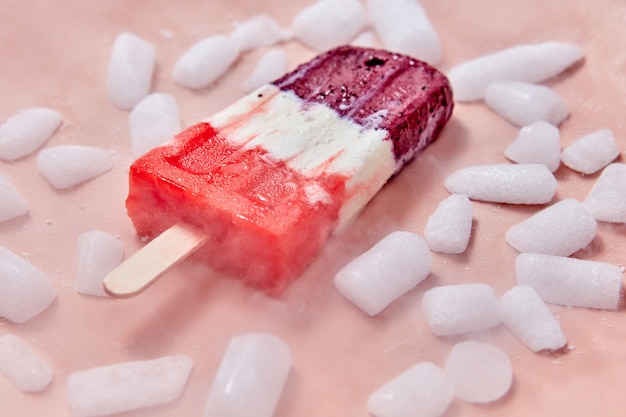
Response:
105,45,453,296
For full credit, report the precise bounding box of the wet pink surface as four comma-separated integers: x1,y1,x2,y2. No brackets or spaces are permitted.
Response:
1,0,626,416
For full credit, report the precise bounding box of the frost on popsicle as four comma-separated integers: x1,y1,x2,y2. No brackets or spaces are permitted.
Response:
0,174,28,223
505,121,561,173
129,93,181,157
0,108,62,160
37,145,113,189
424,193,472,254
241,48,289,94
584,163,626,223
334,231,432,316
367,362,453,417
0,334,53,392
230,14,290,52
448,42,584,101
561,129,620,175
367,0,442,65
76,231,124,297
66,355,193,417
0,246,56,323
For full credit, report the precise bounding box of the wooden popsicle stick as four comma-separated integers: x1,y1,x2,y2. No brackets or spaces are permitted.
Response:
103,223,207,297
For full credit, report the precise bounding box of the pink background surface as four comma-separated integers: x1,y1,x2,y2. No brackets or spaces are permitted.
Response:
1,0,626,416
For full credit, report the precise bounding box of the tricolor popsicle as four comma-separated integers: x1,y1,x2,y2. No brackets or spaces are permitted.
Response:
106,46,453,296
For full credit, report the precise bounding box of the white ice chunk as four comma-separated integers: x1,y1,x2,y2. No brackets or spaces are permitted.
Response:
203,333,291,417
0,108,62,160
421,284,501,336
424,194,472,254
37,145,113,190
334,231,432,316
129,93,181,157
444,341,513,404
444,164,557,204
241,48,289,94
67,355,192,417
0,246,56,323
499,285,567,352
106,32,156,110
561,129,620,175
230,14,289,52
505,121,561,172
485,81,569,127
506,198,597,256
584,163,626,223
0,175,28,223
77,231,124,297
367,362,453,417
448,42,584,101
350,30,378,48
367,0,442,65
516,253,623,310
0,334,53,392
291,0,368,51
173,36,241,90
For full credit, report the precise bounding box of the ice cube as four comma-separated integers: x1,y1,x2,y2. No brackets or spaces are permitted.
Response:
584,163,626,223
444,164,557,204
561,129,620,175
424,194,473,254
0,108,62,160
505,121,561,172
36,145,113,189
350,30,378,48
0,246,56,323
241,48,289,94
506,198,597,256
516,253,622,310
421,284,501,336
485,81,569,127
77,231,124,297
0,334,53,392
106,32,156,110
367,362,453,417
334,231,432,316
66,355,193,417
499,285,567,352
129,93,181,157
0,175,28,223
230,14,290,52
203,333,291,417
444,341,513,403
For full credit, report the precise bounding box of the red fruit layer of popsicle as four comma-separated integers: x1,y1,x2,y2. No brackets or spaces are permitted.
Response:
126,46,453,295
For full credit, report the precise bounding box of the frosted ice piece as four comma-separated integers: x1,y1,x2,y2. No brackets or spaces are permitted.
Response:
367,0,442,65
291,0,368,51
505,121,561,172
561,129,620,175
242,49,289,94
506,198,597,256
0,108,62,160
334,231,432,316
230,14,290,52
0,174,28,223
499,285,567,352
444,341,513,403
173,36,241,90
203,333,291,417
77,231,125,297
424,194,472,254
484,81,569,127
367,362,453,417
0,246,56,323
36,145,113,189
516,253,622,310
129,93,181,157
106,32,156,110
584,163,626,223
67,355,193,417
448,42,584,101
350,30,378,48
0,334,53,392
444,164,557,204
421,284,501,336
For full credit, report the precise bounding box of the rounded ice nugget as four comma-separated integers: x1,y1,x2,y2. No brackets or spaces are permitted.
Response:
367,362,453,417
230,14,289,52
506,198,597,256
516,253,622,310
421,284,501,336
173,36,240,89
424,194,473,254
129,93,181,157
505,121,561,172
37,145,113,189
241,48,289,94
445,164,557,204
0,107,62,160
561,129,620,175
0,334,53,392
77,231,125,297
584,163,626,223
203,333,291,417
334,231,432,316
0,175,28,223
